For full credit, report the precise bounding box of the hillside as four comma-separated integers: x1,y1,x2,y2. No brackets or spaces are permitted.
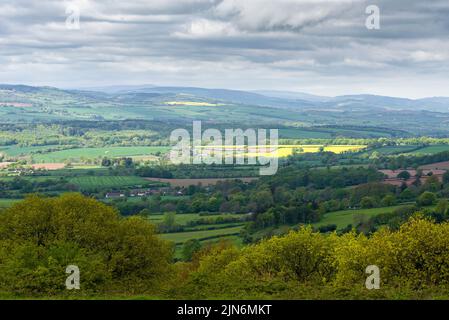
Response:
1,84,449,135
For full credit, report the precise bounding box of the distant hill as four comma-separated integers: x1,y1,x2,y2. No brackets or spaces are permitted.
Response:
253,90,330,102
76,85,157,94
1,84,449,135
118,86,312,108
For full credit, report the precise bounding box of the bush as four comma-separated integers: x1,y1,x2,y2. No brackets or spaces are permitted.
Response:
397,171,411,180
177,217,449,299
360,196,377,209
0,194,173,296
417,191,437,206
381,195,396,207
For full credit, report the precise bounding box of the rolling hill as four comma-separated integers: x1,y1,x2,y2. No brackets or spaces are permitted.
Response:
1,84,449,135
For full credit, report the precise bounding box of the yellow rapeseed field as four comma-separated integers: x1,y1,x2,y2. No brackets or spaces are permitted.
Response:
196,145,366,158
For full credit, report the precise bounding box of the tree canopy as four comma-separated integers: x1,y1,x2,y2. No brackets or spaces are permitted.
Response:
0,194,173,296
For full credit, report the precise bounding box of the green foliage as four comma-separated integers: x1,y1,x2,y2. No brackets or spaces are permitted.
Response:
181,239,202,261
177,217,449,299
417,191,437,206
381,195,397,207
435,199,449,216
0,194,173,297
444,171,449,184
360,196,377,209
397,171,411,180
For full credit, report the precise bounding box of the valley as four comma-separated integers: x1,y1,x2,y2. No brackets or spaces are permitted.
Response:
1,84,449,299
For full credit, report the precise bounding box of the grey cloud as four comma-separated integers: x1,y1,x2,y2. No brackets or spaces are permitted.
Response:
0,0,448,98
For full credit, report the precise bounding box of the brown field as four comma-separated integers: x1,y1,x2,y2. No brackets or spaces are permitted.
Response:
145,177,259,188
31,163,66,170
419,161,449,171
380,168,446,187
379,169,446,179
383,175,444,187
0,162,13,169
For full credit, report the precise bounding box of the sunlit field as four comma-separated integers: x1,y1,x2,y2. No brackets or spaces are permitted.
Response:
198,145,367,158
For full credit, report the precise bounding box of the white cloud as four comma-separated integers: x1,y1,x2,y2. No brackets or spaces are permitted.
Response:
410,51,447,63
174,19,240,38
0,0,448,98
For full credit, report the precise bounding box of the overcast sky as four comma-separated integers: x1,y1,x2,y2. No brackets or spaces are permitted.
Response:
0,0,448,98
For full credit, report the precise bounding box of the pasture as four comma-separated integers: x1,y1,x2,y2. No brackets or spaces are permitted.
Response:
0,176,63,182
67,176,154,190
0,145,68,157
0,175,157,191
408,145,449,155
149,213,202,225
31,146,170,163
145,177,258,188
313,204,413,230
369,145,422,155
159,225,244,245
148,213,248,226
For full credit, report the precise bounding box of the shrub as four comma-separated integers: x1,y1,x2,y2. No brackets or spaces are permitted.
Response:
417,191,437,206
178,217,449,299
0,194,173,296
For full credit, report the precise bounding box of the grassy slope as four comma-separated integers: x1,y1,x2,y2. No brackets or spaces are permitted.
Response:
31,146,170,162
369,145,421,155
313,205,408,230
68,176,153,190
251,203,430,241
159,225,244,244
408,145,449,155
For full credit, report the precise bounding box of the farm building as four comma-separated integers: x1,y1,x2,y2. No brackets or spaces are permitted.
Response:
105,192,125,199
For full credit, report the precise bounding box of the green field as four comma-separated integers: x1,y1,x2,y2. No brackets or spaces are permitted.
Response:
159,225,244,244
0,176,62,182
252,202,407,240
0,145,68,157
408,145,449,155
30,146,170,163
170,234,244,260
313,205,411,230
67,176,154,190
0,175,156,191
279,127,394,139
149,213,247,226
0,199,21,208
184,223,244,232
46,167,110,176
149,213,203,225
370,145,421,155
